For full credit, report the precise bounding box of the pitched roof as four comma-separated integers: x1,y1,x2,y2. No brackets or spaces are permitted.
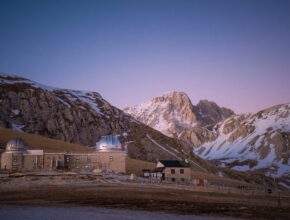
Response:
159,160,190,168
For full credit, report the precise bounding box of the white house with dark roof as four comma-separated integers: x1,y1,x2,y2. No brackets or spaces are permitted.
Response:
145,160,191,183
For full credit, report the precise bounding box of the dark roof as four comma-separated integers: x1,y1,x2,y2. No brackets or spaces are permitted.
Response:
159,160,190,168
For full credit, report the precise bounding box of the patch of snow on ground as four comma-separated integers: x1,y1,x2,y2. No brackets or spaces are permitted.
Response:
122,132,128,137
275,163,290,177
278,182,290,189
11,109,20,115
232,165,250,172
11,124,25,132
56,97,71,108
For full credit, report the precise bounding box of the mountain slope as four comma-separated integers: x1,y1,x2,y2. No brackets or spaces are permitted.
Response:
124,90,290,178
0,73,210,171
124,91,234,139
195,104,290,177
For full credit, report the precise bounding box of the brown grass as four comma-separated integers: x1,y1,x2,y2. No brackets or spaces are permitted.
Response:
126,158,155,175
0,128,94,153
1,179,290,219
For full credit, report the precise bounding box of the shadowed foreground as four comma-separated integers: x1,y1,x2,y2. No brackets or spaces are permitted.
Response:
1,175,290,219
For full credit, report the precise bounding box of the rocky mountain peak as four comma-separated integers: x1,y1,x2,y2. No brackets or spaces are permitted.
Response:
124,92,235,138
151,92,193,111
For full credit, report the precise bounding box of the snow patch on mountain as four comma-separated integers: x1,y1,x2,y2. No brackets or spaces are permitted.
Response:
0,73,104,116
195,104,290,177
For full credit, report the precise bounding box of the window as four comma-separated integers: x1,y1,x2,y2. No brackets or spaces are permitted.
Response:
171,178,175,182
171,169,175,174
181,178,185,182
180,169,184,174
12,156,17,162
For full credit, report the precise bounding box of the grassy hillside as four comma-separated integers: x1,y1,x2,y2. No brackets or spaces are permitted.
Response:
0,128,94,153
126,158,155,175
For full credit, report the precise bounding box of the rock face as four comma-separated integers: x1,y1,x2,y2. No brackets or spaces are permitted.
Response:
196,100,235,126
195,104,290,177
0,73,209,170
124,91,234,145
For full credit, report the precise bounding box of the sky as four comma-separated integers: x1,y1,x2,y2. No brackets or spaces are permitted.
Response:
0,0,290,113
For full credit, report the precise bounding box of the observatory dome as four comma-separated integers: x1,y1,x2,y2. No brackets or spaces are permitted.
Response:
96,135,123,152
6,137,28,152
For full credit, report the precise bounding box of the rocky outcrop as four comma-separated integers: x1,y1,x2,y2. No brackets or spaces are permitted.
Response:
196,100,235,126
178,126,218,147
124,91,234,145
124,92,199,137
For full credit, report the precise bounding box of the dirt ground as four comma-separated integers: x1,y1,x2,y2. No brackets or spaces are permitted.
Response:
1,173,290,219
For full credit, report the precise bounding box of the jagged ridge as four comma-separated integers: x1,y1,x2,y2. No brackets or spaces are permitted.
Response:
124,91,234,140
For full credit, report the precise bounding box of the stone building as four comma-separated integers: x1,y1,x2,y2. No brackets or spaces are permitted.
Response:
145,160,191,183
1,135,127,173
1,138,43,171
43,153,65,170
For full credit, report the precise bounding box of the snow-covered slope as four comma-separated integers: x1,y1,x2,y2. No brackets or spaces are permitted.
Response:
195,104,290,177
124,91,234,138
124,89,290,177
125,92,198,137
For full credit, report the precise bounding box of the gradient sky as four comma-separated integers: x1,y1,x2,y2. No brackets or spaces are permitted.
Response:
0,0,290,113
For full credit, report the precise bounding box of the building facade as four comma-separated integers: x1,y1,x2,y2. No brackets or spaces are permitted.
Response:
0,138,44,171
1,136,127,173
145,160,192,183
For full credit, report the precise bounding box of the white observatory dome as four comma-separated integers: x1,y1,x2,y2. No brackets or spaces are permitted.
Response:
6,137,28,152
96,135,123,152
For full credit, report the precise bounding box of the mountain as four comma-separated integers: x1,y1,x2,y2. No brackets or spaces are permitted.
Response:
0,73,208,170
124,91,234,141
124,91,290,179
195,104,290,177
1,73,288,187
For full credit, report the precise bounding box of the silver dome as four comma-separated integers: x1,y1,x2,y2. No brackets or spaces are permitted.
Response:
96,135,122,152
6,137,28,152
